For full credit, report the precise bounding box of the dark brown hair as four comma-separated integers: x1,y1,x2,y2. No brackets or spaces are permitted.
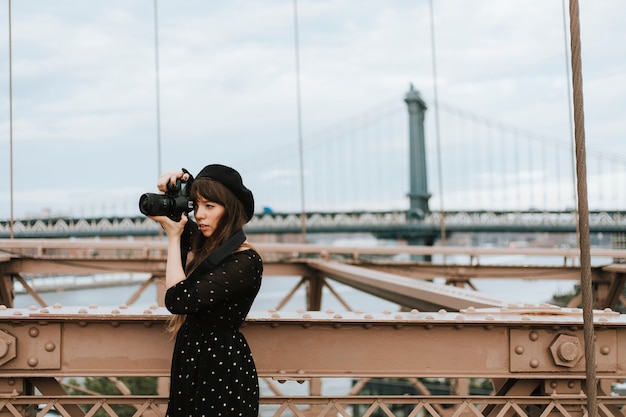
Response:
185,176,248,273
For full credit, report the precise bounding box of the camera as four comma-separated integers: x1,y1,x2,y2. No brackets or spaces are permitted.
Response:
139,179,193,222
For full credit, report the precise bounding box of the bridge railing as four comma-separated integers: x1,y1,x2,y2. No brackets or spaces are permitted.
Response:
3,209,626,238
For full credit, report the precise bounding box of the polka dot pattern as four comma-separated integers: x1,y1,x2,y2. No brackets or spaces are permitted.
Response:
165,249,263,417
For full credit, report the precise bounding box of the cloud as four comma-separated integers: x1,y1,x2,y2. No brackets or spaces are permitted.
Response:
0,1,624,219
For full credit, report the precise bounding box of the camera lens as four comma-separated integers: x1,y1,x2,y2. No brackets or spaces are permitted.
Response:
139,193,171,216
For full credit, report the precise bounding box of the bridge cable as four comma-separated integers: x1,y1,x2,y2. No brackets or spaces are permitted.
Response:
428,0,446,246
568,1,597,416
8,0,14,239
562,0,580,245
153,0,162,178
292,0,307,241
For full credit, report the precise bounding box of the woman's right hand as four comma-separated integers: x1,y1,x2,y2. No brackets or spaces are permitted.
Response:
157,169,191,193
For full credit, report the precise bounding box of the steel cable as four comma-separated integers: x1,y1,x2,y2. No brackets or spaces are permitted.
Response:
568,1,597,416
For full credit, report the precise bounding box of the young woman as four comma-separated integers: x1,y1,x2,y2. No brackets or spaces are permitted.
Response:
149,164,263,417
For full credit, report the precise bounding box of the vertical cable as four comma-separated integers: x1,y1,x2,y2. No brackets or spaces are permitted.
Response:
568,1,597,416
153,0,162,178
428,0,446,245
562,0,579,244
8,0,14,239
293,0,306,241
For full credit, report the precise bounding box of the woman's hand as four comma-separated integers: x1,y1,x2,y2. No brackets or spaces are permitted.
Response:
157,169,191,193
149,212,188,238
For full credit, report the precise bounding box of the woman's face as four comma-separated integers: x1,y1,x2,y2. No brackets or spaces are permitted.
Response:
194,196,225,237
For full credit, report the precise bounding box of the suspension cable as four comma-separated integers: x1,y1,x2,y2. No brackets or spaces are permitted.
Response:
568,1,597,416
8,0,14,239
292,0,307,241
562,0,580,245
153,0,162,178
428,0,446,246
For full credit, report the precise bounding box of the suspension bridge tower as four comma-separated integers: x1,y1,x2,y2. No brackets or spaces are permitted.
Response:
405,84,431,221
375,85,437,248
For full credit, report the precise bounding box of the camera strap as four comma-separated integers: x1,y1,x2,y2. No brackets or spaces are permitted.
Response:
201,229,247,270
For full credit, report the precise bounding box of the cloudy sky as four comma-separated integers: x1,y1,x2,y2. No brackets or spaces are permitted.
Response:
0,1,624,219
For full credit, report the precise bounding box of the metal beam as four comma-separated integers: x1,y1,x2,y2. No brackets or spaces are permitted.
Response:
305,259,509,310
0,306,623,380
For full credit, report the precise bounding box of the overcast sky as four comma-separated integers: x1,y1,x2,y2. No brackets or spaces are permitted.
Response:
0,1,624,219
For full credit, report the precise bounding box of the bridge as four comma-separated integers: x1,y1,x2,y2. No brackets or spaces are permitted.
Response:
2,239,626,417
2,1,626,416
2,85,626,243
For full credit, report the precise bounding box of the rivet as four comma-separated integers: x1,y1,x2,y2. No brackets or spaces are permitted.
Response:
143,309,153,315
326,309,335,314
45,342,56,352
438,309,447,315
364,314,373,319
410,309,419,315
425,315,434,320
382,310,392,315
568,381,576,389
394,314,403,320
119,304,128,309
302,313,312,319
550,381,558,389
111,309,120,315
514,345,524,355
27,357,39,367
529,359,539,368
28,306,37,311
529,331,539,341
271,313,281,318
78,309,88,314
53,304,62,309
333,314,343,319
12,311,22,316
39,308,49,314
89,304,98,309
28,327,39,337
600,346,611,355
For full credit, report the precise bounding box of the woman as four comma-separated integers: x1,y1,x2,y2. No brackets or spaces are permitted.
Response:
149,164,263,417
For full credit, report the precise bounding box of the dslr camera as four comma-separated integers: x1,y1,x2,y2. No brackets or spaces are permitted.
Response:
139,179,193,222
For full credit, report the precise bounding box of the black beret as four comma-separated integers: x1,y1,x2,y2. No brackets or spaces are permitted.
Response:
196,164,254,221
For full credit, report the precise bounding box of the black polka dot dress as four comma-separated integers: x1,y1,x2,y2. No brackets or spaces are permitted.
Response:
164,249,263,417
